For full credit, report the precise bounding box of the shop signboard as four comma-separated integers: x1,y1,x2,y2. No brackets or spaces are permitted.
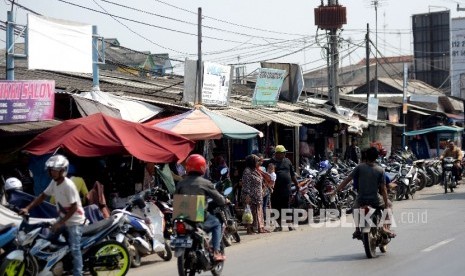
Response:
0,80,55,124
252,68,286,106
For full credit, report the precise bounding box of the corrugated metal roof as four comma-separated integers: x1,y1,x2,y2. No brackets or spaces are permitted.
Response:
0,120,61,135
212,108,325,127
304,107,369,128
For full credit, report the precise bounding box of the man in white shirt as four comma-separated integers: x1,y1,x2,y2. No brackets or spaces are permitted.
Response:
21,155,86,276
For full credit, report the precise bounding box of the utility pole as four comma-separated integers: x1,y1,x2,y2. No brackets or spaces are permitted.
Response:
6,11,14,80
366,24,370,103
196,7,203,105
315,0,346,105
374,0,379,98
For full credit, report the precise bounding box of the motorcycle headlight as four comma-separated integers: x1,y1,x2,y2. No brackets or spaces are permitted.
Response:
401,168,408,176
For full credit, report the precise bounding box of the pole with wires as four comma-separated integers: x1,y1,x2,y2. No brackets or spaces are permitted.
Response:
196,7,203,105
6,11,14,80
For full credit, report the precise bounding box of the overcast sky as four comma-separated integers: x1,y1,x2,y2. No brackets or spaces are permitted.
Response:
1,0,465,75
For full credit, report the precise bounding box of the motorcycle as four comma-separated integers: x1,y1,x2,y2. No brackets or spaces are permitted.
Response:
0,211,131,276
356,205,392,258
396,163,418,200
442,157,456,194
113,190,172,267
214,187,240,247
171,218,225,276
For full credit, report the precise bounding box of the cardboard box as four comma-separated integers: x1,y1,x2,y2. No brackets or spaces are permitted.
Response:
173,194,206,222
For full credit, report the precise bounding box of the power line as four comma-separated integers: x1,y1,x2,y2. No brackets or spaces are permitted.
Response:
56,0,275,47
152,0,307,37
100,0,293,41
90,0,191,55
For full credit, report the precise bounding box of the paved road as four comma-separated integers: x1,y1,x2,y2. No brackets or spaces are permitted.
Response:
128,184,465,276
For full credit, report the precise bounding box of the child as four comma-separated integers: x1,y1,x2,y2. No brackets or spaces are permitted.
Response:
262,163,276,221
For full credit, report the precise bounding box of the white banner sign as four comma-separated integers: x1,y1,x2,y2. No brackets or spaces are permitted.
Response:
367,97,379,121
451,17,465,99
28,14,93,73
201,62,232,106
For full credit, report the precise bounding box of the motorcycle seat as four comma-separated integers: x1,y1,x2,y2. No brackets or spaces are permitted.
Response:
82,217,114,236
0,223,15,235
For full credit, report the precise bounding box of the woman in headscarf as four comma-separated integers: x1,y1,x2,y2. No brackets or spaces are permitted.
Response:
241,154,268,234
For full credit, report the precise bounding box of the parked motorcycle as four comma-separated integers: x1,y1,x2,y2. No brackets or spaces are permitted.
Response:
172,218,225,276
113,190,172,267
215,187,240,247
0,211,131,276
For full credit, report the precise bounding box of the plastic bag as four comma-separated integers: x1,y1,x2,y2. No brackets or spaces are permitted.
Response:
242,204,253,225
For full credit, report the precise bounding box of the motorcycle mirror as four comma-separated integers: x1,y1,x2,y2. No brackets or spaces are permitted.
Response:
404,146,408,150
223,187,233,196
220,167,229,176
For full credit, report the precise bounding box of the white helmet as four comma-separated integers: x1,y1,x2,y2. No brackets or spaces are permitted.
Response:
45,155,69,176
4,177,22,191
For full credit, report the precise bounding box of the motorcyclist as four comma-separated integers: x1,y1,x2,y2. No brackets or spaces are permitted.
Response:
440,139,463,182
330,147,392,239
175,154,227,261
19,155,86,276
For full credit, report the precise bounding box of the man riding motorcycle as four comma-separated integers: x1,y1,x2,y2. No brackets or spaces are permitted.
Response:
331,147,393,239
175,154,227,261
440,139,463,182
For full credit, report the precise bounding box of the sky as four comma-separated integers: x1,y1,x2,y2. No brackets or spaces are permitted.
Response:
1,0,465,75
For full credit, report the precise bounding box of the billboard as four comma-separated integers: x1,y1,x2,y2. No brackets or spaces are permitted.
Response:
252,68,286,106
28,14,92,73
201,62,232,106
0,80,55,124
451,17,465,99
260,62,303,103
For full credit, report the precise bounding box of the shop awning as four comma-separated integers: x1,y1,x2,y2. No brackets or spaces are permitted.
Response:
403,126,464,136
305,107,368,128
0,120,62,136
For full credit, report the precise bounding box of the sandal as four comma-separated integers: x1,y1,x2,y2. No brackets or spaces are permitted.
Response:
258,228,270,233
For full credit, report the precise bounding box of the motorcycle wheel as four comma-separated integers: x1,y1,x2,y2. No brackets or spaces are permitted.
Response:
395,185,405,201
177,252,196,276
233,232,241,243
88,240,130,276
444,173,451,194
0,254,38,276
131,250,141,268
157,241,173,261
222,235,232,247
345,191,357,215
416,171,426,191
362,231,377,259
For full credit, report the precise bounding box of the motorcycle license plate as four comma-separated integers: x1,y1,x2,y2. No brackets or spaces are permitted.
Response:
171,237,193,248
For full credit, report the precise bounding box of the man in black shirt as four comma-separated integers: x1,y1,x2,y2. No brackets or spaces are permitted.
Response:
263,145,299,232
345,138,361,164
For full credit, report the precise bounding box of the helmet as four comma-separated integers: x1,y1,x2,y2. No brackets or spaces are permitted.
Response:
45,155,69,176
319,160,330,171
185,154,207,175
4,177,22,191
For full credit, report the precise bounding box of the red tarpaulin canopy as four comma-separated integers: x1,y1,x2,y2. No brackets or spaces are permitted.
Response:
24,113,195,163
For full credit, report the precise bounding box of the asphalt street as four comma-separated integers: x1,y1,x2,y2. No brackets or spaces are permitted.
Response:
128,184,465,276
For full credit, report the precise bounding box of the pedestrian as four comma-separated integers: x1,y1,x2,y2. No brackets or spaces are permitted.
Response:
263,145,299,232
241,154,268,234
345,138,362,164
20,155,86,276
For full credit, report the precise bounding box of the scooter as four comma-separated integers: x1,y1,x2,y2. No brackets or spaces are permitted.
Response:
0,212,131,276
113,190,172,267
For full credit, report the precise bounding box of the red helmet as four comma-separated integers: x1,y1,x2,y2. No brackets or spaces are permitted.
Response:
185,154,207,175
